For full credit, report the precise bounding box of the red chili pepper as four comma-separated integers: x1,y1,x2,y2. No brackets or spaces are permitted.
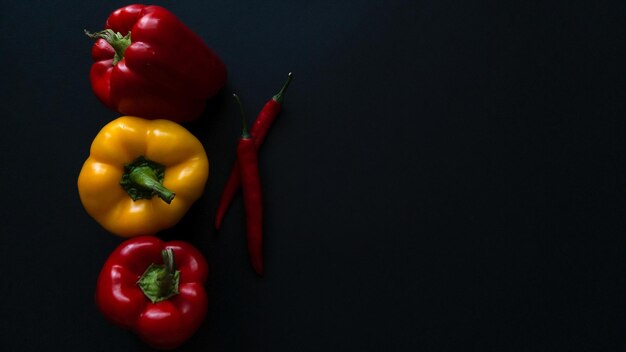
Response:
214,73,292,230
86,4,227,122
95,236,208,349
233,94,264,275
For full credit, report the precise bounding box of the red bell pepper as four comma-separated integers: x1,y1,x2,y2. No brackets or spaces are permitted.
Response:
95,236,209,349
87,4,227,122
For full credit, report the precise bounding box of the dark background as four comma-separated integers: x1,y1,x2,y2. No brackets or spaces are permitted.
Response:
2,0,626,351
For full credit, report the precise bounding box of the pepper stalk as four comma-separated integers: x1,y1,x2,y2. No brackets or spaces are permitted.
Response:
137,248,181,304
85,29,131,65
233,94,251,139
120,156,176,204
272,72,293,104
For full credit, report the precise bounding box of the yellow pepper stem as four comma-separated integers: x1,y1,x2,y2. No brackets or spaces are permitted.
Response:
129,166,175,204
120,156,175,204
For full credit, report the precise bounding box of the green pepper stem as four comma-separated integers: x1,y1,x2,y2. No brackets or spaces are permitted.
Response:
129,166,175,204
157,248,176,292
233,94,250,139
84,29,131,65
272,72,293,104
136,248,181,304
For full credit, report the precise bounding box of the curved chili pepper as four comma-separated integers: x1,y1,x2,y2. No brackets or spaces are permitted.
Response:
214,73,292,230
234,94,264,275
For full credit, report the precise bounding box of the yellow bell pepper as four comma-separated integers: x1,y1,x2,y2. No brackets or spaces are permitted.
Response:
78,116,209,237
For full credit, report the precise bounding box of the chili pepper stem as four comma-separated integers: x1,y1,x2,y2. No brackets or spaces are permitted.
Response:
272,72,293,104
84,29,131,65
233,94,251,138
129,166,176,204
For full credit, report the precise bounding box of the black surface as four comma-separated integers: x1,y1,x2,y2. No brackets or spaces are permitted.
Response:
2,0,626,351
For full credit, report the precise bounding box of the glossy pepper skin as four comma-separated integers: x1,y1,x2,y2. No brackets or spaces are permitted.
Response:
215,73,292,230
232,95,264,275
77,116,209,237
88,4,227,122
237,133,264,275
96,236,208,350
